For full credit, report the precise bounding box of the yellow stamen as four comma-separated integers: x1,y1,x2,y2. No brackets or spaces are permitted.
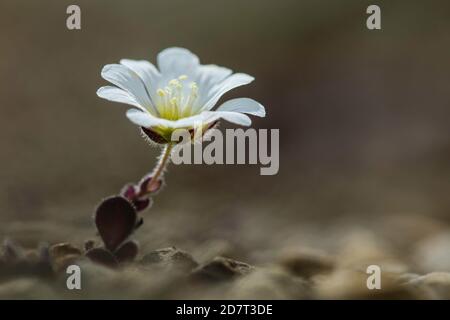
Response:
154,75,200,121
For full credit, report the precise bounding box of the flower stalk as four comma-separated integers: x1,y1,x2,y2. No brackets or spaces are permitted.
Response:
146,142,173,193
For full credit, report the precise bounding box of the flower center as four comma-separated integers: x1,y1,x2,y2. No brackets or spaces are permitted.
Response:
155,75,199,120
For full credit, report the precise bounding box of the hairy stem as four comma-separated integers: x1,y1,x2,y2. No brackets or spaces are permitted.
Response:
146,143,173,192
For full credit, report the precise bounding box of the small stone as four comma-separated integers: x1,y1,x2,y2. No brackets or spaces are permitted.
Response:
414,232,450,273
194,239,236,263
0,278,57,299
53,254,85,272
278,248,334,278
141,247,198,271
337,230,408,274
229,267,311,299
396,273,421,283
0,241,53,279
1,239,25,261
314,268,420,299
49,243,82,260
191,257,254,282
406,272,450,299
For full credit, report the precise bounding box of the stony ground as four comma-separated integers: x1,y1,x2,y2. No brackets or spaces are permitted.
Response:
2,213,450,299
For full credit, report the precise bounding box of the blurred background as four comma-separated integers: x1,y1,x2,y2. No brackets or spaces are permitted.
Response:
1,0,450,295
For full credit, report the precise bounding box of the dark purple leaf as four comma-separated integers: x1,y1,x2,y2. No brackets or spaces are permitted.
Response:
120,184,137,200
133,197,152,212
115,241,139,263
139,175,163,194
85,247,118,267
95,196,137,252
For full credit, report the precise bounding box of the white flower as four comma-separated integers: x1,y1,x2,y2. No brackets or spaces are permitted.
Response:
97,47,265,140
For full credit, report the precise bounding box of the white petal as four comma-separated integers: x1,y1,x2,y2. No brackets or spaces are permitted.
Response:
157,47,199,76
120,59,161,102
170,114,211,128
126,109,168,128
97,86,144,110
216,98,266,117
125,111,208,130
195,64,232,89
200,73,254,112
201,111,252,126
126,109,251,130
161,111,251,129
101,64,158,115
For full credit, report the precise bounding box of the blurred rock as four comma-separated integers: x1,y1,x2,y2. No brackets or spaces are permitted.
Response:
50,242,84,272
396,273,421,283
141,247,198,271
69,260,187,299
229,267,311,299
0,241,53,279
381,214,444,249
0,278,57,299
191,257,254,282
414,232,450,273
406,272,450,299
278,248,334,278
337,230,408,274
193,239,236,263
49,243,82,259
53,254,85,272
314,268,420,299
